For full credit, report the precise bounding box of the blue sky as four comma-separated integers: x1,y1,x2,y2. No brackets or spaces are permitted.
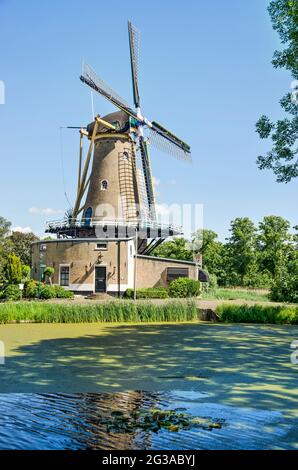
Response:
0,0,297,240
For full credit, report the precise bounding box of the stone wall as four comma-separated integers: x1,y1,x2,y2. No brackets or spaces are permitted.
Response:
136,255,198,288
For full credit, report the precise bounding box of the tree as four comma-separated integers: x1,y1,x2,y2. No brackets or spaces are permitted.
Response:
43,266,55,285
8,231,39,265
255,0,298,182
191,229,227,285
257,215,292,276
152,237,193,261
0,216,11,238
270,252,298,302
5,253,22,285
0,217,12,285
226,218,258,285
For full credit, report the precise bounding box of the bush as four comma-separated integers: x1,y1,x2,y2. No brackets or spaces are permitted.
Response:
43,266,55,284
23,281,74,300
200,273,218,293
54,285,74,299
216,304,298,324
38,284,56,299
21,265,31,282
125,287,168,299
169,277,200,298
5,254,22,284
270,261,298,303
24,280,38,298
0,284,21,301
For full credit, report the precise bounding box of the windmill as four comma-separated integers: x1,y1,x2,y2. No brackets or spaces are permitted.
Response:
47,21,191,246
79,21,191,223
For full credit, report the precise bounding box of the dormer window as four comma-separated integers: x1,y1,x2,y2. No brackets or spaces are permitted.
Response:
101,180,108,190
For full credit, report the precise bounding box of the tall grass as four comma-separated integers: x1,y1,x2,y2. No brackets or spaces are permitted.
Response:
0,301,198,324
216,304,298,324
202,288,269,302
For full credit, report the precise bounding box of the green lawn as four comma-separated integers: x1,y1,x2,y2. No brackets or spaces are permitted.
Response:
201,287,270,302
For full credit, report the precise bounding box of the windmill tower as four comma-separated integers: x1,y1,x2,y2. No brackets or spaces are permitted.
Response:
47,21,191,251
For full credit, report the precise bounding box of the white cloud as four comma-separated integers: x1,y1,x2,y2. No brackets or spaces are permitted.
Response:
29,207,63,216
11,226,33,234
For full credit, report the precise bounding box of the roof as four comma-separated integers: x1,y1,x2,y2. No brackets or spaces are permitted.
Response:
137,254,197,266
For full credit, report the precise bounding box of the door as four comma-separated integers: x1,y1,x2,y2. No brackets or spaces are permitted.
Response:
95,266,107,293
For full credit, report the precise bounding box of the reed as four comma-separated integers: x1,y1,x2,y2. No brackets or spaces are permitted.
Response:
0,300,198,324
216,304,298,324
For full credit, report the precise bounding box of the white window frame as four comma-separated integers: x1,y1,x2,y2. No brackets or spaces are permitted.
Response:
59,264,70,287
95,242,108,251
100,180,108,190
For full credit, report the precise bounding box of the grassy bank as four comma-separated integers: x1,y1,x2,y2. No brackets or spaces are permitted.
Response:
202,288,269,302
0,300,198,324
216,304,298,324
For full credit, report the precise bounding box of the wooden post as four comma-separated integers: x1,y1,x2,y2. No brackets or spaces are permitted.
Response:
73,118,99,218
77,129,84,194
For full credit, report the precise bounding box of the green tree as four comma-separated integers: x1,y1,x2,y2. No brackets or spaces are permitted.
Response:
255,0,298,182
226,218,258,285
8,231,39,265
5,253,22,285
191,229,227,285
270,252,298,302
43,266,55,285
152,237,193,261
257,215,292,276
0,217,12,285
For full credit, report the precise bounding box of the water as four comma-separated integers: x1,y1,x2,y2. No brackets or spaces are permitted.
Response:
0,391,294,450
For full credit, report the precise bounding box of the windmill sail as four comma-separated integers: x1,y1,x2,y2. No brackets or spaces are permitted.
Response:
128,21,141,108
149,121,191,162
80,62,138,120
138,137,156,221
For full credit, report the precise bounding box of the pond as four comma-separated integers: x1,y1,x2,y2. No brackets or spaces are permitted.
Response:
0,391,295,450
0,322,297,449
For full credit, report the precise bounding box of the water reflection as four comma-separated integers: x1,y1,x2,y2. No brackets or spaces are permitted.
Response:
0,392,293,450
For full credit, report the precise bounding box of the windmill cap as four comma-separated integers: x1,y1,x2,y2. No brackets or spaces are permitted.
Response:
87,110,129,135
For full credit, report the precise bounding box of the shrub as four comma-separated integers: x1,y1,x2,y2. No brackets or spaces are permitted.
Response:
54,285,74,299
1,284,21,301
270,261,298,303
24,280,38,298
169,277,201,298
39,285,56,300
125,287,168,299
216,304,298,324
5,254,22,284
21,265,31,282
43,266,55,285
24,281,74,300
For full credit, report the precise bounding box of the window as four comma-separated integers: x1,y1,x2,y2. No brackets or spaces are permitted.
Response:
122,151,129,160
112,120,120,129
101,180,108,190
95,242,107,251
167,267,189,282
60,266,70,287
